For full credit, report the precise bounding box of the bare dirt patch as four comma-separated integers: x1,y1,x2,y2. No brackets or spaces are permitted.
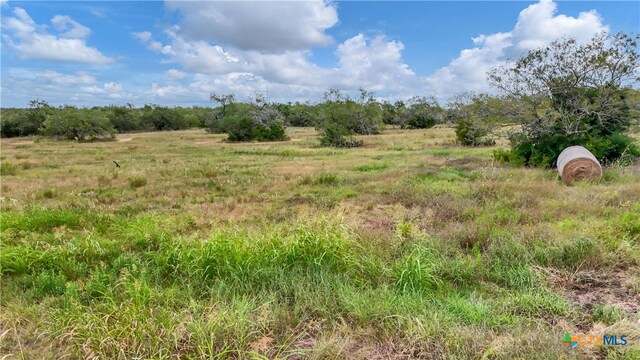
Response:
568,270,640,313
543,268,640,314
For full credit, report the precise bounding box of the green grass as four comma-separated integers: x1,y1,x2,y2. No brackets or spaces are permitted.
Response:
1,127,639,358
1,161,18,175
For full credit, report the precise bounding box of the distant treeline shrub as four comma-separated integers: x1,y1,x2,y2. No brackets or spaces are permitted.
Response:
41,106,116,141
206,94,287,142
381,96,444,129
1,101,209,140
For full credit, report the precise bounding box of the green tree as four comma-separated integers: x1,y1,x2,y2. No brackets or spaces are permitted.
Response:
210,94,288,142
488,32,640,166
1,100,51,137
41,106,115,141
140,105,189,131
107,104,146,133
403,96,443,129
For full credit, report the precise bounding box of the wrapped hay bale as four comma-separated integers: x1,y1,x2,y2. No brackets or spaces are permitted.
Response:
556,146,602,185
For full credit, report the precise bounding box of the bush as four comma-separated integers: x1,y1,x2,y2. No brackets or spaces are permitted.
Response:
403,97,443,129
281,104,316,127
129,176,148,188
140,106,190,131
107,105,147,133
318,122,363,148
488,33,640,167
1,162,18,176
455,119,496,146
208,99,288,142
1,100,51,138
317,100,383,136
495,132,639,167
41,106,115,141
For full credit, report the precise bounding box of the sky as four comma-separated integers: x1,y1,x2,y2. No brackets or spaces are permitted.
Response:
1,0,638,108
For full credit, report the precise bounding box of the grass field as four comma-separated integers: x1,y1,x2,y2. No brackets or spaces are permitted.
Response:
1,126,639,359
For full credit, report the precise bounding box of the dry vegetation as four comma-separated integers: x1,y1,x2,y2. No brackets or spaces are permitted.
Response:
1,126,639,359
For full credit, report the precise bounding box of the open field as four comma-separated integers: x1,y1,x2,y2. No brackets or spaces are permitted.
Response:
1,127,639,359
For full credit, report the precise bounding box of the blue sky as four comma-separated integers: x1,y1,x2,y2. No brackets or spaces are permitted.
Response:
1,1,638,107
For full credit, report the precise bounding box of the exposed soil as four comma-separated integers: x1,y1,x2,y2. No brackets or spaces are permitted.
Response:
544,268,640,314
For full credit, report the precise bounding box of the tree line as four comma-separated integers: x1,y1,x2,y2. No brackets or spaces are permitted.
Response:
0,102,209,141
1,32,638,167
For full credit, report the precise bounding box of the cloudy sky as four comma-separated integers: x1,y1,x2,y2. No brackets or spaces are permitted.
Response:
1,0,638,107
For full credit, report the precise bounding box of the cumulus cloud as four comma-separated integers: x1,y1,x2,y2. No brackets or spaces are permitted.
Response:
132,0,609,103
425,0,608,100
165,0,338,51
3,0,612,107
335,34,415,91
2,7,113,64
133,26,417,101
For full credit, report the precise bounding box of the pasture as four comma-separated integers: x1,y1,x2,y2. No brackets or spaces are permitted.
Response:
1,127,639,359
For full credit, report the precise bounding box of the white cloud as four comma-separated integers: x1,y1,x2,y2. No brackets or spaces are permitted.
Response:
165,68,187,81
2,0,614,107
149,83,188,99
2,7,113,64
510,0,606,53
9,68,96,86
335,34,415,91
132,31,174,55
165,0,338,51
51,15,91,39
104,82,123,92
425,0,608,100
134,0,609,104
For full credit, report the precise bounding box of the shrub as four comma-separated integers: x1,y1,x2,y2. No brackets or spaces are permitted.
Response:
1,100,51,138
488,33,640,166
1,162,18,176
41,106,115,141
140,106,190,131
129,176,148,188
318,122,363,148
403,97,443,129
495,132,639,167
107,104,147,133
209,98,288,142
315,91,383,147
455,119,496,146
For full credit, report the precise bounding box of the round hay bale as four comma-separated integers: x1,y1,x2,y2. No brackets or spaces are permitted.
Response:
556,146,602,185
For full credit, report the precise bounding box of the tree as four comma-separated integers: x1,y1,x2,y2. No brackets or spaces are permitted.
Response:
447,93,517,146
314,88,385,147
209,93,288,142
210,93,235,117
107,103,146,133
402,96,443,129
1,100,51,137
140,105,189,131
488,32,640,166
41,106,115,141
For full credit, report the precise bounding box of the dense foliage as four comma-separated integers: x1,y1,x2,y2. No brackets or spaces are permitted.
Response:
488,32,640,166
41,106,116,141
1,101,205,140
206,94,288,142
